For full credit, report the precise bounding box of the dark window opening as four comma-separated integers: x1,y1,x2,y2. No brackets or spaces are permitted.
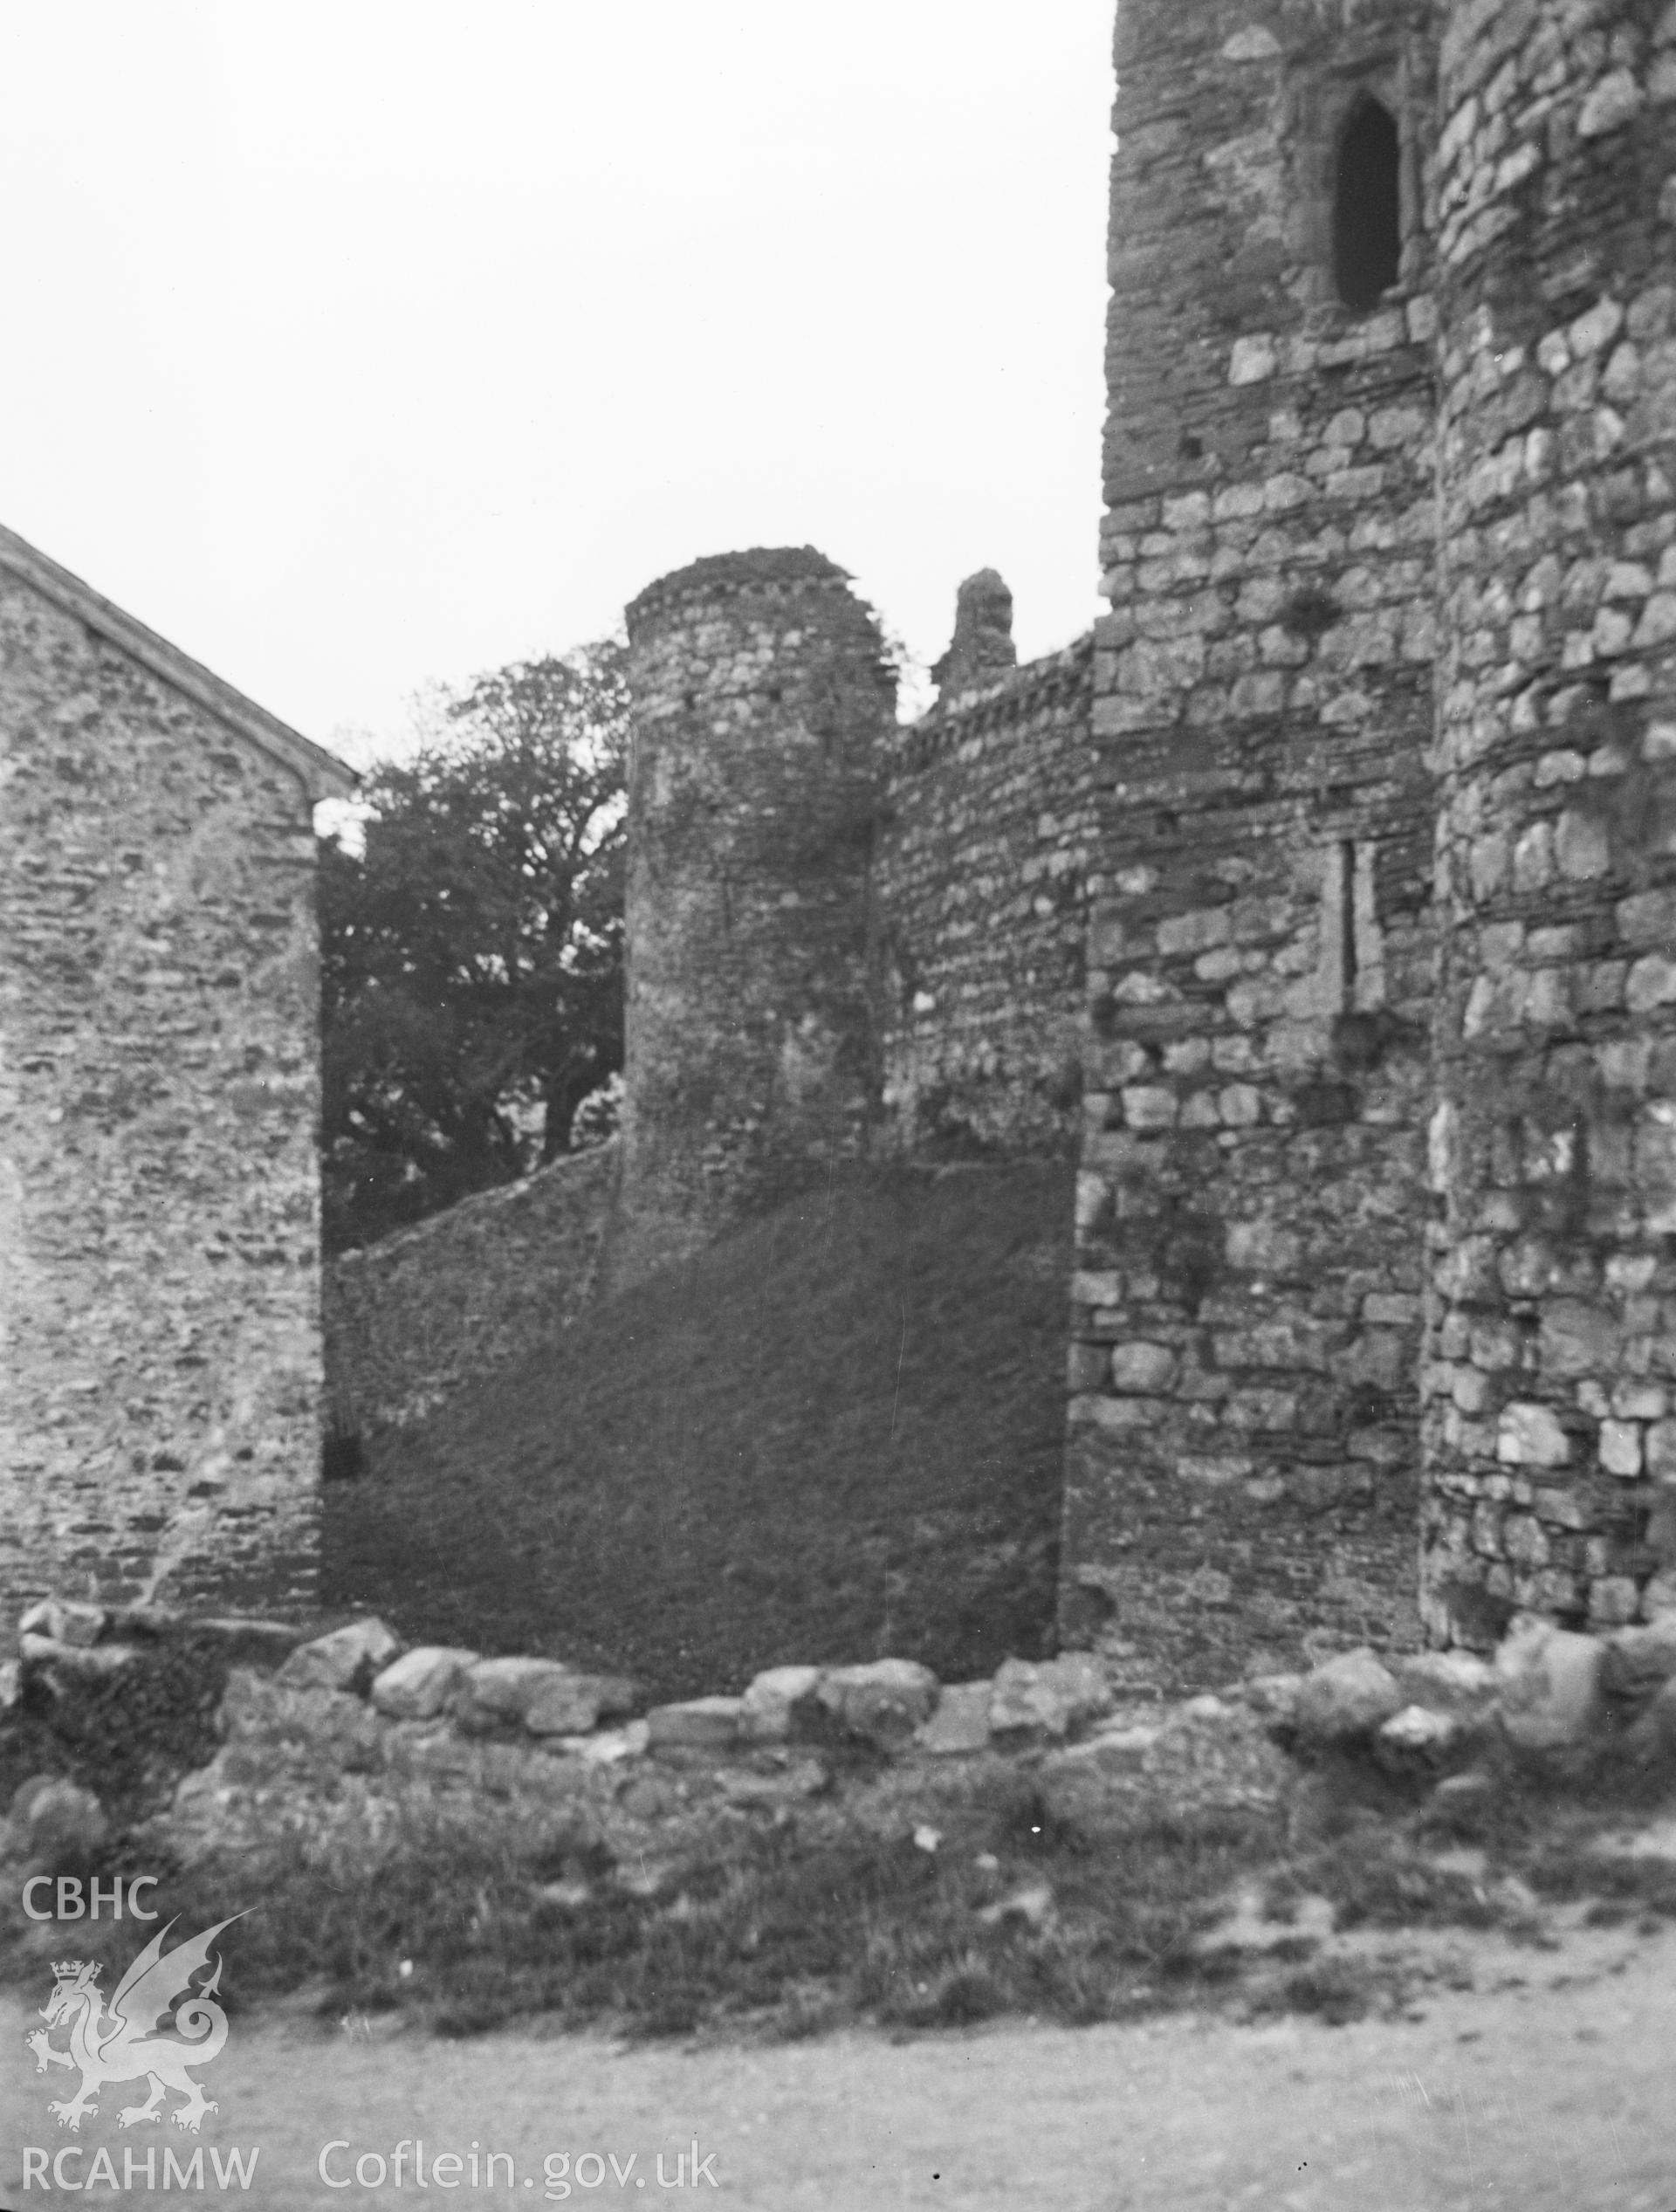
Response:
1333,96,1400,312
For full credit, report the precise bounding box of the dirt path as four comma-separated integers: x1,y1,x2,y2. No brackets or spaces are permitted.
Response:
6,1925,1675,2211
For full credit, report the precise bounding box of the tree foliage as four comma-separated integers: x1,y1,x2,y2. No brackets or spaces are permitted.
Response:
319,642,628,1254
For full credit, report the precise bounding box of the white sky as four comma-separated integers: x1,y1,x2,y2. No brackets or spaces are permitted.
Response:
1,3,1112,761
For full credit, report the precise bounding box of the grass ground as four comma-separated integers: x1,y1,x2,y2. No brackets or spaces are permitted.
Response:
324,1160,1074,1701
14,1743,1673,2046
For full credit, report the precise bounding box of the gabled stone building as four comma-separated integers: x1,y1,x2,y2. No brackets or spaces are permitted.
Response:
0,526,354,1629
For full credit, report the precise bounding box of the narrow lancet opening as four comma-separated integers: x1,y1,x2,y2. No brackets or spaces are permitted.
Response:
1333,95,1401,312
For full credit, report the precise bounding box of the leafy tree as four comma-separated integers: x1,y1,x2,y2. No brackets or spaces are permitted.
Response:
319,642,628,1253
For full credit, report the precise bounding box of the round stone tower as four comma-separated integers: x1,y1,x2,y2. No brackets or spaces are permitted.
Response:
1425,0,1676,1641
611,547,896,1286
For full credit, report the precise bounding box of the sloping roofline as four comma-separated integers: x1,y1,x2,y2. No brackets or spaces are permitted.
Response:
0,522,357,802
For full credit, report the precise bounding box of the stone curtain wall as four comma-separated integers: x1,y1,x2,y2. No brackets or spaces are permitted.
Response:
610,550,896,1289
322,1143,617,1433
876,635,1097,1158
0,574,328,1627
1064,0,1441,1689
1425,0,1676,1640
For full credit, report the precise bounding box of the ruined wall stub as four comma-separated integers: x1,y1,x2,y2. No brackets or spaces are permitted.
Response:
876,583,1097,1159
1424,0,1676,1641
1067,0,1439,1688
611,549,895,1286
0,527,353,1629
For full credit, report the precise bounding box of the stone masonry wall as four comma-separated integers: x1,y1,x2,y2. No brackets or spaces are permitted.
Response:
876,631,1097,1158
0,566,336,1631
322,1140,617,1433
1424,0,1676,1642
610,549,896,1289
1065,0,1441,1691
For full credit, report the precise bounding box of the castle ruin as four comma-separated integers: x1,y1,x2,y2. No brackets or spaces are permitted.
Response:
150,0,1676,1687
589,0,1676,1684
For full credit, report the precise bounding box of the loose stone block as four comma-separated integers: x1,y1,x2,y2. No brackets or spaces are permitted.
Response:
645,1696,744,1750
1373,1704,1466,1774
464,1657,588,1728
370,1646,479,1721
19,1636,139,1680
987,1653,1113,1745
1039,1707,1288,1839
1292,1649,1405,1744
525,1671,636,1736
278,1619,402,1696
816,1659,939,1748
17,1600,107,1649
915,1681,996,1756
738,1665,826,1744
1602,1618,1676,1697
14,1781,109,1871
1494,1619,1606,1749
1391,1649,1499,1714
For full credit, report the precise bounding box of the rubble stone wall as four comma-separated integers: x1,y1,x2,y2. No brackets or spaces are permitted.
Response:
0,573,328,1630
322,1141,618,1433
609,549,896,1290
876,635,1097,1158
1424,0,1676,1641
1067,0,1441,1690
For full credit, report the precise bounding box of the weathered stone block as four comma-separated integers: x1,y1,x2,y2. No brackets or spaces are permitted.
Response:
1601,1617,1676,1698
915,1681,996,1755
1391,1649,1499,1714
987,1653,1113,1745
464,1656,579,1725
1373,1704,1466,1774
13,1780,109,1871
217,1668,389,1768
645,1696,744,1750
1292,1649,1405,1745
278,1618,401,1695
1109,1342,1178,1392
1599,1420,1643,1476
1040,1706,1288,1838
19,1635,139,1680
18,1600,107,1649
370,1646,479,1721
525,1671,636,1737
817,1659,939,1748
1494,1618,1606,1748
1497,1403,1570,1467
738,1665,826,1744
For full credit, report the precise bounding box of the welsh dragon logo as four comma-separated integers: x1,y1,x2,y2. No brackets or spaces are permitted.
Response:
25,1914,246,2134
